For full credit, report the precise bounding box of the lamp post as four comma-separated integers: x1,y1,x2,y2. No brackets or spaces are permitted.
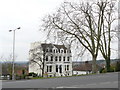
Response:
9,27,20,80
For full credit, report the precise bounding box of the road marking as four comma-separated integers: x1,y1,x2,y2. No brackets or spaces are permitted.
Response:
99,81,118,85
56,83,97,88
56,81,118,88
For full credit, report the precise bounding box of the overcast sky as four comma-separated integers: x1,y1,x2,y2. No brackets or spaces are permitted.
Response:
0,0,118,62
0,0,67,61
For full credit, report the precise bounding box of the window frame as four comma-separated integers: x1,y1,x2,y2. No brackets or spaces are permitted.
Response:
55,56,58,61
46,56,48,61
59,56,61,61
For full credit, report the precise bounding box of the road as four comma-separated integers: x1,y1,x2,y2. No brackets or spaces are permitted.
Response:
2,72,119,89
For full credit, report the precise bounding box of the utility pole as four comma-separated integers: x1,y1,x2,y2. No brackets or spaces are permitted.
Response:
118,0,120,60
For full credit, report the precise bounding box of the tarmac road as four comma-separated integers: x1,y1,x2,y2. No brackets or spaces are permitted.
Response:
2,72,119,89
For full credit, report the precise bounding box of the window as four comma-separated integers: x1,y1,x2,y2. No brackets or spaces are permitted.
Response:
47,66,49,72
55,56,58,61
64,50,66,53
46,56,48,61
58,49,60,53
67,65,69,70
56,65,58,72
46,49,49,52
47,66,52,72
56,50,58,53
43,49,45,52
63,57,65,61
53,49,56,53
65,65,66,71
59,56,61,61
59,65,62,73
50,49,52,52
51,56,53,61
61,50,64,53
67,57,70,61
50,66,52,72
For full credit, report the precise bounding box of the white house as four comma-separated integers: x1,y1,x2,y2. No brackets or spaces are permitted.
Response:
29,42,72,77
73,61,92,75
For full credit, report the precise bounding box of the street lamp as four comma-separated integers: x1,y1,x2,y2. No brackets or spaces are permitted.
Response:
9,27,21,80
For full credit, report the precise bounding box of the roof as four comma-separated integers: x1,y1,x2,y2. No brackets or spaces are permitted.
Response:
73,61,102,71
41,43,54,49
41,43,67,50
73,64,92,71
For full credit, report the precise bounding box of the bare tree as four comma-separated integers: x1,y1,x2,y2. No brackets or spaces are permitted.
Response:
40,1,112,73
29,49,46,77
99,1,117,72
1,54,14,76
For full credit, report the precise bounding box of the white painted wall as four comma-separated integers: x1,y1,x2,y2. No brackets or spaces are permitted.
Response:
73,71,87,75
29,42,73,77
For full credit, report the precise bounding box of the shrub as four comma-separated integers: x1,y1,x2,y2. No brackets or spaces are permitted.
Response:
28,72,37,77
115,61,120,71
102,69,107,73
109,66,115,72
100,68,104,73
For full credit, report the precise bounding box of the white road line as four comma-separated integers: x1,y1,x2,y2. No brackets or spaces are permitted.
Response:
99,81,118,85
56,81,118,88
56,83,97,88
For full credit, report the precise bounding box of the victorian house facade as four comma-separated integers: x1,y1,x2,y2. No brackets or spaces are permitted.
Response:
29,42,72,77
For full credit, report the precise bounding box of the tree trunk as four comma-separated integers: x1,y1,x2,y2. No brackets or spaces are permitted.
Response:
42,62,44,77
42,51,45,77
106,57,110,72
92,55,97,73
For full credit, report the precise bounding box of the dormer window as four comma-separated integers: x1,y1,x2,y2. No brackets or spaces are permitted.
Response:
64,50,66,53
58,49,60,53
56,49,58,53
50,49,52,52
66,50,67,53
53,49,56,53
46,48,49,52
61,49,64,53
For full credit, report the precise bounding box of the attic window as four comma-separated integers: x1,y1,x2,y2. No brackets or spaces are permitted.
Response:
46,48,49,52
64,50,66,53
53,49,56,53
58,49,60,53
43,49,45,52
50,49,52,52
56,49,58,53
61,49,64,53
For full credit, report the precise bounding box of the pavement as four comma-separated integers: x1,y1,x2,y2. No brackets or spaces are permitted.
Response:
2,72,119,89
